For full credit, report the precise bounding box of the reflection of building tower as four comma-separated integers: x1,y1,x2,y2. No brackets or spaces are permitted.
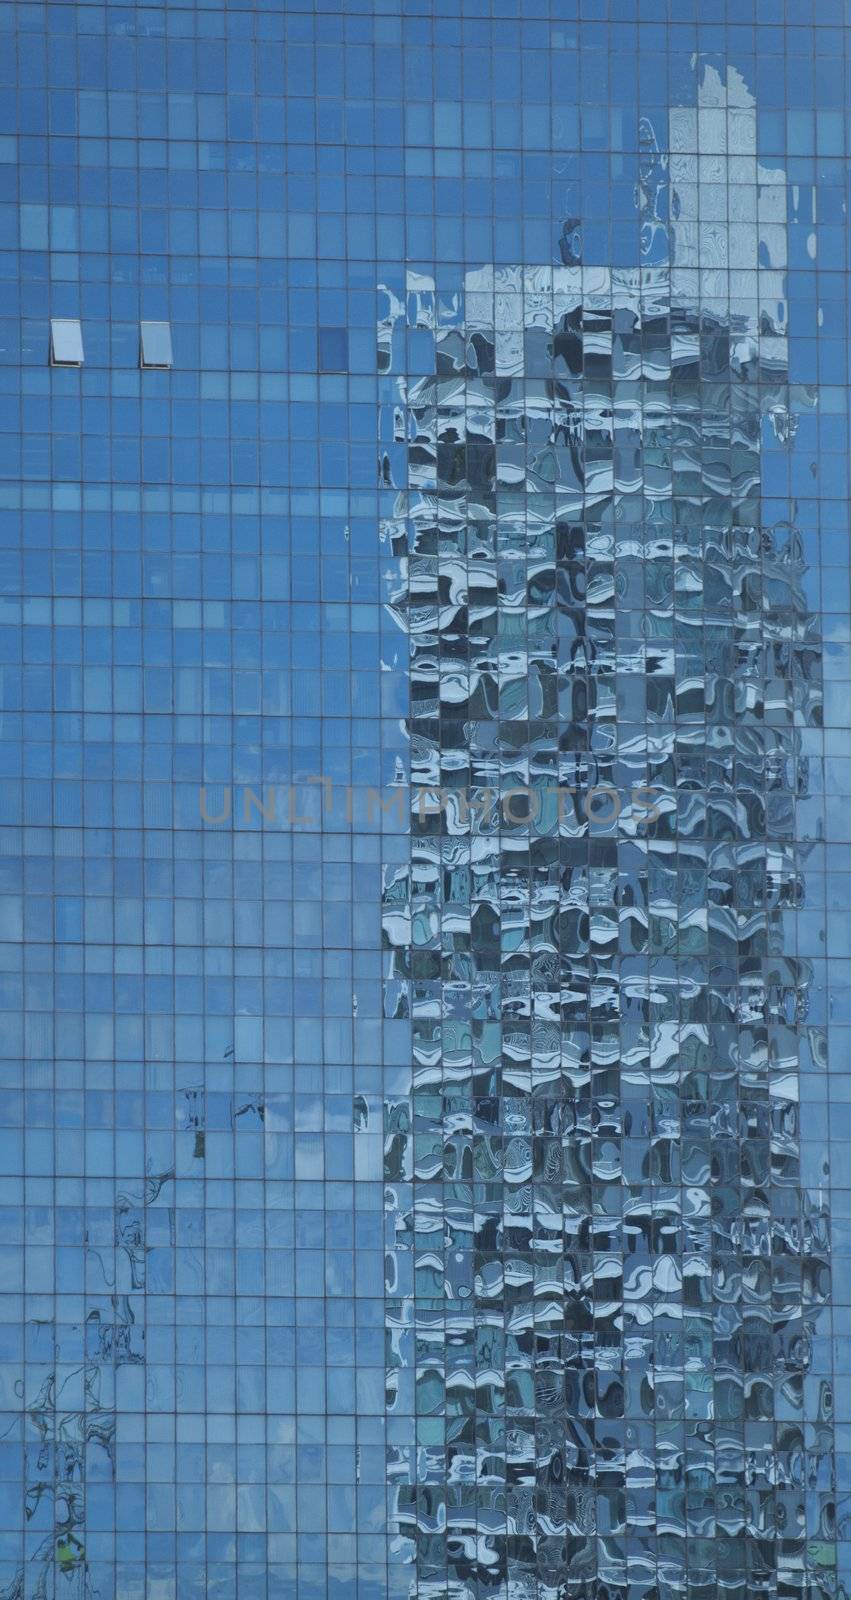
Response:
377,240,835,1598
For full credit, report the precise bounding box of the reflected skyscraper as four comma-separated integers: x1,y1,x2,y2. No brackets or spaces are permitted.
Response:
377,68,837,1600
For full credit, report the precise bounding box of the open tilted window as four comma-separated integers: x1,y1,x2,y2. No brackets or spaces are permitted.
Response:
50,318,84,366
140,321,173,369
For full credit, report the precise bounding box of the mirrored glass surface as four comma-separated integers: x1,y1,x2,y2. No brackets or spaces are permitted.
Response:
0,12,848,1600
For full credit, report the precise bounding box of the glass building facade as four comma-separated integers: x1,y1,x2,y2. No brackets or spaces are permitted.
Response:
0,4,849,1600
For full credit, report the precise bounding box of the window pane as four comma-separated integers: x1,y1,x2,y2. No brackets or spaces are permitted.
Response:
140,321,174,368
318,327,348,371
50,318,84,365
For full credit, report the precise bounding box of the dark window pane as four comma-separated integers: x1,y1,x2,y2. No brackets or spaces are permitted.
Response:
318,327,348,371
